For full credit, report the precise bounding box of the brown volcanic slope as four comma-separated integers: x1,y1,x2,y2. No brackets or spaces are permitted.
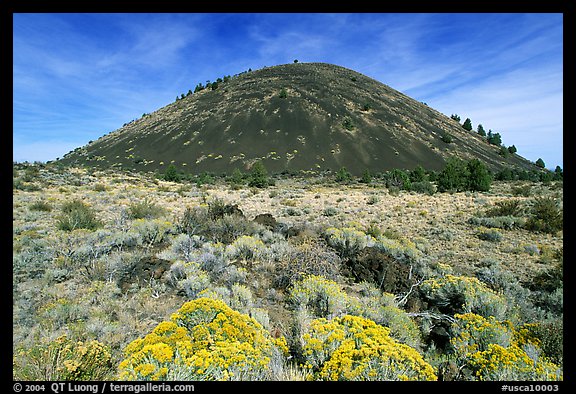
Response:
58,62,539,175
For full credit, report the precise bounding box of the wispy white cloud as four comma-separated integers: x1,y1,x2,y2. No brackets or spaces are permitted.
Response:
13,13,563,168
13,13,204,155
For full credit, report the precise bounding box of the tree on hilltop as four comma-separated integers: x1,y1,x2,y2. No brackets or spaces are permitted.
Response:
462,118,473,131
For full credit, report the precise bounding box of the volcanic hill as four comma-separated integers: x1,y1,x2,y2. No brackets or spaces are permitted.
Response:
58,62,539,175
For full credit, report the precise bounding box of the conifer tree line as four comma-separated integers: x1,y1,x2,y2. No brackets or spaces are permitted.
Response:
175,68,254,101
161,155,561,195
449,114,554,170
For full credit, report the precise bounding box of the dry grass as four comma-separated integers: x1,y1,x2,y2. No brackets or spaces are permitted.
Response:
13,163,563,380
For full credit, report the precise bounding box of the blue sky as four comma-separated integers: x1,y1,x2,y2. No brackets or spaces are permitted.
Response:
13,13,563,169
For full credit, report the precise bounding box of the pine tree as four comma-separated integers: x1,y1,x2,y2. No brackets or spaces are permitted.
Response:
487,130,502,146
437,157,469,192
163,164,180,182
410,165,427,182
248,161,269,188
230,168,244,185
360,169,372,184
553,166,563,180
462,118,473,131
335,167,352,183
466,159,492,192
477,124,486,137
536,158,546,168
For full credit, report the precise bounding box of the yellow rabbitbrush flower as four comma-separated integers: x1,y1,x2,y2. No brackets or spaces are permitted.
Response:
469,344,562,381
14,335,114,381
451,313,563,381
301,315,437,381
118,297,288,381
450,313,513,354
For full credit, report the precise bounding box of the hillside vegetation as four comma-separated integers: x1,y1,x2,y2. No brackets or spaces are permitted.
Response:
56,63,540,175
13,162,563,381
13,164,563,380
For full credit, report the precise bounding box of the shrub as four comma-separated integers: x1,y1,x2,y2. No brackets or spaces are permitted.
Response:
177,206,210,236
410,180,436,195
14,335,113,380
485,200,523,217
167,261,211,299
274,238,341,289
372,234,421,263
511,184,532,197
520,320,563,366
366,195,379,205
284,207,301,216
177,204,253,244
468,344,561,381
324,227,372,259
451,313,513,355
166,233,204,262
420,274,508,319
476,227,503,242
300,315,437,381
468,216,525,230
225,235,266,264
118,298,288,381
525,196,563,234
289,275,349,319
210,214,257,245
347,286,422,349
29,200,52,212
57,200,101,231
475,259,519,293
450,313,562,381
128,198,165,220
383,169,411,190
206,197,235,221
322,207,338,217
131,219,173,247
342,116,354,131
440,134,453,143
529,260,563,293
